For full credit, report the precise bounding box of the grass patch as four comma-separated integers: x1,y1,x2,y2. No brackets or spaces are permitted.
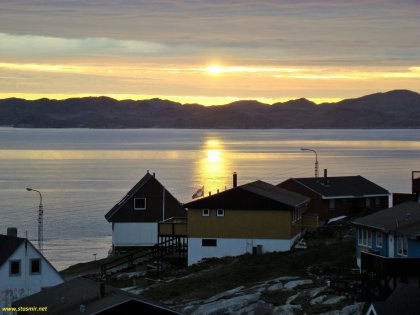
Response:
141,239,356,304
60,254,127,279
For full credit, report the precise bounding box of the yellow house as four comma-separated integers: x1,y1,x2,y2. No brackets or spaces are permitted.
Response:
184,180,309,265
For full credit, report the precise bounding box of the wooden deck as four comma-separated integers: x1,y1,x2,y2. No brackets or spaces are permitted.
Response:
360,252,420,299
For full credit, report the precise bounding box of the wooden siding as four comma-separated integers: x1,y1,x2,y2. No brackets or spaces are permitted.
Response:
159,222,188,236
108,176,185,222
188,209,300,239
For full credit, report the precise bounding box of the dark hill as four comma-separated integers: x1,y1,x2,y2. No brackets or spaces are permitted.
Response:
0,90,418,128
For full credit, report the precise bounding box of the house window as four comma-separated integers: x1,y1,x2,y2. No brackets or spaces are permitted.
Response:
134,198,146,210
9,260,21,276
328,199,335,209
375,198,381,207
31,259,41,274
202,239,217,247
358,228,372,248
292,207,301,223
365,198,371,208
202,209,210,217
397,236,408,256
216,209,224,217
376,231,383,248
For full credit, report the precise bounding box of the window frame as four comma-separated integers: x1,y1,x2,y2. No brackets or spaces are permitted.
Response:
376,231,383,248
397,236,408,257
133,198,146,210
216,209,224,217
202,209,210,217
292,207,301,223
30,258,41,274
202,239,217,247
358,228,372,248
9,260,21,276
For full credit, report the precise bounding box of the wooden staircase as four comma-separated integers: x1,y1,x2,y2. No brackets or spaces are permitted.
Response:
100,236,187,278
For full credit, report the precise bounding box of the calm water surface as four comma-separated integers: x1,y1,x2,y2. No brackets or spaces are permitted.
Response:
0,128,419,270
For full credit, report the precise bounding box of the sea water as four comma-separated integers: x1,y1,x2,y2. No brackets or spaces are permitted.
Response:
0,128,419,270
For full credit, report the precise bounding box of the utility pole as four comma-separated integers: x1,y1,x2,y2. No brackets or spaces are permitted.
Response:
301,148,319,180
26,188,44,253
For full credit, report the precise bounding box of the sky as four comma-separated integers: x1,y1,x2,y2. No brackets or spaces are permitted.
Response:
0,0,419,105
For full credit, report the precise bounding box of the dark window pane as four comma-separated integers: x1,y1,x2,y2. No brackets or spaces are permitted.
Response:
134,198,146,210
10,261,20,275
202,239,217,247
31,259,41,273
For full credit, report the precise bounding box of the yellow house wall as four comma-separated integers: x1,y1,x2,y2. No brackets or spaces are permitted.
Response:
188,209,301,239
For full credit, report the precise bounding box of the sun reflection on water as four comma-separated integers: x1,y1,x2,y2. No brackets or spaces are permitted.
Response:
196,139,231,196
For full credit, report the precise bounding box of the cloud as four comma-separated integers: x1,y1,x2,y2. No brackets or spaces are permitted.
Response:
0,1,419,100
0,33,167,58
0,0,418,68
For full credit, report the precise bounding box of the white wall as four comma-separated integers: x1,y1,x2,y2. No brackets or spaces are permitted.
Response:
188,235,300,266
113,222,158,247
0,242,63,308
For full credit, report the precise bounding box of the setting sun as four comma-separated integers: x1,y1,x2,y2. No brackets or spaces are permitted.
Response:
206,65,223,75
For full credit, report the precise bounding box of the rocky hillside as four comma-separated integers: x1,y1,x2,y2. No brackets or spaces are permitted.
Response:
98,237,364,314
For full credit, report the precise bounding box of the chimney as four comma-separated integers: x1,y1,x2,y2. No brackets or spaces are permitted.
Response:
100,283,105,298
7,227,17,237
323,169,328,186
209,191,212,196
153,172,155,177
233,172,237,188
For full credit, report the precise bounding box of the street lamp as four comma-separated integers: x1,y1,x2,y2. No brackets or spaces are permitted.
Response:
301,148,319,180
26,187,44,253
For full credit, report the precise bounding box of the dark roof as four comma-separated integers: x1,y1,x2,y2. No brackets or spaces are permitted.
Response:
371,284,420,315
287,175,389,199
184,180,309,210
353,202,420,238
13,277,182,315
105,172,153,220
105,172,183,221
0,234,25,267
242,181,310,206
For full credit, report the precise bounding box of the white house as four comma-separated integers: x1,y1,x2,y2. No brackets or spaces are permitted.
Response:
0,228,63,306
0,228,63,308
105,171,186,253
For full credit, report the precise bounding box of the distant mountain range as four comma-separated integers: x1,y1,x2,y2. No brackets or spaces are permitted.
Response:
0,90,419,128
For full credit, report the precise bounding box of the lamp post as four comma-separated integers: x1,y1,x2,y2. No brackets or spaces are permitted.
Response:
301,148,319,180
26,187,44,253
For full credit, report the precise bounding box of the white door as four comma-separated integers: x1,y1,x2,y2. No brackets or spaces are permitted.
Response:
388,234,394,257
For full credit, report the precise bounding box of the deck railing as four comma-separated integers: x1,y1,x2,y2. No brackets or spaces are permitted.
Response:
100,237,187,278
361,252,420,276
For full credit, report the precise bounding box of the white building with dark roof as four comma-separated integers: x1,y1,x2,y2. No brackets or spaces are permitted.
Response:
0,228,63,308
105,171,185,253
